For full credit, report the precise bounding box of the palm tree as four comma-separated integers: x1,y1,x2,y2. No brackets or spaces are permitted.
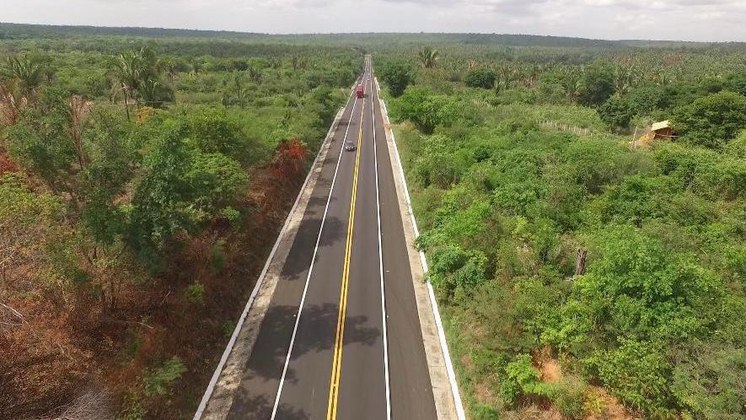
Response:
113,51,142,121
139,79,160,107
560,67,583,102
2,55,44,97
247,64,262,83
496,64,516,92
291,55,308,71
187,56,203,76
419,47,439,69
162,58,178,82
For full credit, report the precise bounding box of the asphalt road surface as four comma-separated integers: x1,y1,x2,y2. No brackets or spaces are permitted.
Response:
226,56,437,420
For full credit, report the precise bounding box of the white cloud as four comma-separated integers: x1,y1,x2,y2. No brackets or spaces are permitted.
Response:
1,0,743,41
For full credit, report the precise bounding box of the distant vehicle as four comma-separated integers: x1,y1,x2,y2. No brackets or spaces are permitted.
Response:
356,83,365,98
344,141,356,151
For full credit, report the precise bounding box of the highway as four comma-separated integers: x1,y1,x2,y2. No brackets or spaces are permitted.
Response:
221,56,437,420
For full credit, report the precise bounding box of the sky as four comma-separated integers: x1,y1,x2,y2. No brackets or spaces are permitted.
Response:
2,0,745,42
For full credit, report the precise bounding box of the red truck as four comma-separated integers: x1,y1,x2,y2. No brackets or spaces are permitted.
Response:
356,83,365,98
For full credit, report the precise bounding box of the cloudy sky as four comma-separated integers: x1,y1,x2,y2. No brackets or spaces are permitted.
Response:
3,0,745,41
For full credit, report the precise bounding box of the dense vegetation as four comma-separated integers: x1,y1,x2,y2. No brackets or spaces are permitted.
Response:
2,23,745,419
382,44,746,418
0,27,359,418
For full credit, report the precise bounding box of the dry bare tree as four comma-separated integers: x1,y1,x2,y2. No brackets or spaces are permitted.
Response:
67,95,92,171
0,84,28,127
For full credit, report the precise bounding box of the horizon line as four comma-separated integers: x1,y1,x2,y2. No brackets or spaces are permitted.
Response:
2,21,744,44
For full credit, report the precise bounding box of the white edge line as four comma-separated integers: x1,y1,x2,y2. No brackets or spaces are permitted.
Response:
375,78,466,420
194,84,357,420
270,80,362,419
369,59,392,420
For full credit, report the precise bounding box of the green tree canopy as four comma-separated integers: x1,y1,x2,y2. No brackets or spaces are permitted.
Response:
379,60,413,97
464,67,497,89
598,95,634,130
673,91,746,149
579,60,615,106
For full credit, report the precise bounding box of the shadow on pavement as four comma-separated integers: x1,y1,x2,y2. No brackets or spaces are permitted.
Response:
278,215,344,281
229,303,379,417
227,393,309,420
243,302,380,383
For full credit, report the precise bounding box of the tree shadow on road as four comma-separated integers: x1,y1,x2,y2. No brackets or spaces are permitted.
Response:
241,302,379,383
229,302,379,417
278,214,344,281
227,392,309,420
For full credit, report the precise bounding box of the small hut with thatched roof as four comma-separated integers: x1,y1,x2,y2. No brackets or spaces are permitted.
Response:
631,120,676,149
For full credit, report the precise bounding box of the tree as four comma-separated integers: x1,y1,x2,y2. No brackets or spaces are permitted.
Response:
464,67,496,89
428,244,488,297
310,86,339,127
0,84,27,127
0,173,64,282
673,91,746,149
80,107,137,246
127,120,247,270
418,47,439,69
190,108,244,159
112,47,174,119
547,227,726,414
1,55,45,97
379,61,413,97
598,95,634,131
578,60,615,106
724,72,746,97
7,88,78,197
113,50,141,121
392,87,448,134
671,345,746,419
67,95,92,170
187,152,248,214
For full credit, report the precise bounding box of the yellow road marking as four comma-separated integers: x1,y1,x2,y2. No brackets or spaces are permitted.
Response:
326,93,365,420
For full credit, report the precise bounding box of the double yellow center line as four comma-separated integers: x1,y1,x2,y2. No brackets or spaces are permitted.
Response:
326,92,365,420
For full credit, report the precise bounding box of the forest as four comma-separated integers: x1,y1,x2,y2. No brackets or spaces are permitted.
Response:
378,41,746,418
0,26,359,419
1,23,745,419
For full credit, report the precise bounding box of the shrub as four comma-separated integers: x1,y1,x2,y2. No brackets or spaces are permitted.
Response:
210,239,227,275
588,340,673,415
185,281,205,304
500,354,554,406
465,68,497,89
392,87,449,134
429,245,488,296
552,376,588,419
221,206,241,226
142,357,187,397
222,321,236,339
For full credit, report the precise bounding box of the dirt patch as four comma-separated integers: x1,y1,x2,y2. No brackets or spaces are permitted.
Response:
538,355,562,384
532,348,635,420
0,148,18,175
585,387,636,420
474,380,495,405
